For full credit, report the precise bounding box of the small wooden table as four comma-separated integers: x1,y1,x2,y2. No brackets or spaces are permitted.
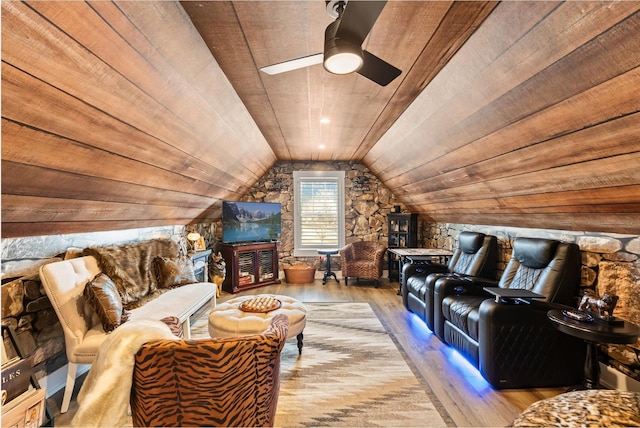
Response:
547,309,640,389
317,249,340,285
387,248,454,295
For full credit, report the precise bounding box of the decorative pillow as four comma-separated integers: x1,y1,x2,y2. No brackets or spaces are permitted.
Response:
155,256,197,288
83,273,129,332
160,316,184,339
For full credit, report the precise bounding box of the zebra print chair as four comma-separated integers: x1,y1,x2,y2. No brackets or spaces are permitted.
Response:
130,314,290,427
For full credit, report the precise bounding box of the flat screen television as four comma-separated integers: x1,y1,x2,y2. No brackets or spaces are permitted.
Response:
222,201,282,244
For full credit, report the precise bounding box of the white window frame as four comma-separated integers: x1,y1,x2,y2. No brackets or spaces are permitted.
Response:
293,170,345,257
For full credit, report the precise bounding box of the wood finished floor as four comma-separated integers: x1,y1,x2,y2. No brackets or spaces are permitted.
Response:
48,277,564,427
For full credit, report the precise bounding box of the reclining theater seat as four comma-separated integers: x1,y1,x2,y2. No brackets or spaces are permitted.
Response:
401,232,498,332
433,237,586,389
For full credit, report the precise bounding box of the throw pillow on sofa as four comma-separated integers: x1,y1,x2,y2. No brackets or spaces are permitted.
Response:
155,256,197,288
84,273,130,332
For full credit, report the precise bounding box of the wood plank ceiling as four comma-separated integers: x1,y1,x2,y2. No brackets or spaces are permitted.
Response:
182,1,498,161
2,0,276,237
2,1,640,238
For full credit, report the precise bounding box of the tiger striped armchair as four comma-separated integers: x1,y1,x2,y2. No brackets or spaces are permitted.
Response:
130,315,290,427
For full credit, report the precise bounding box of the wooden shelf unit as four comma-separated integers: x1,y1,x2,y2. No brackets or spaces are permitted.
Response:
387,213,418,281
220,242,280,294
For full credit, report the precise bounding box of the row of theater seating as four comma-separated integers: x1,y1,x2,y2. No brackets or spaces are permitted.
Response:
401,232,586,389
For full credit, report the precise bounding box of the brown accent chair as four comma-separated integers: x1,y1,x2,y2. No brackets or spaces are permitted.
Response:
130,315,290,427
339,241,386,287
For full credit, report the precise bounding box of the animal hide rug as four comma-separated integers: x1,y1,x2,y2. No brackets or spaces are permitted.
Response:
71,320,177,427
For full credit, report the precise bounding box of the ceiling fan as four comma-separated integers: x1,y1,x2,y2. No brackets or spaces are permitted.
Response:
260,0,401,86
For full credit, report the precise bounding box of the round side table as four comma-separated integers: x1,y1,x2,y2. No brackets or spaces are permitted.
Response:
317,249,339,285
547,309,640,389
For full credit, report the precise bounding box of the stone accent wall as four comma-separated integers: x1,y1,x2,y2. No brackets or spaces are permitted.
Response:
1,226,184,381
423,222,640,381
194,161,410,272
236,161,409,271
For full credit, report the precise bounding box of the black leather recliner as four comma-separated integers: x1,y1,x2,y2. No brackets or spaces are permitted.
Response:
433,237,586,389
401,232,498,332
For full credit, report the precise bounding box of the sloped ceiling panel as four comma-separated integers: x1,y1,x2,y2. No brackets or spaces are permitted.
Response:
1,1,276,237
364,1,640,234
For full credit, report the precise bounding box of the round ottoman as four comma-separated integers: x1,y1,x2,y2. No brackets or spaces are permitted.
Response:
209,294,307,353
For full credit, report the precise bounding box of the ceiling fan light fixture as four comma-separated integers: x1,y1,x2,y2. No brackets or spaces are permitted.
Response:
260,0,400,85
323,42,363,75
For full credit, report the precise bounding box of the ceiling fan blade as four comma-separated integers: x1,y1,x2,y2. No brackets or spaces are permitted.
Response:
260,53,323,75
336,0,387,44
357,50,401,86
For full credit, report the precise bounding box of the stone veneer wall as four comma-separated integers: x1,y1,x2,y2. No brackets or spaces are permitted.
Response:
422,222,640,382
1,226,185,383
201,161,411,272
245,161,411,270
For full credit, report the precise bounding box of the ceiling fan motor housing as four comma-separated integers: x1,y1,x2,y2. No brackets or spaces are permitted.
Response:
323,19,363,74
325,0,346,19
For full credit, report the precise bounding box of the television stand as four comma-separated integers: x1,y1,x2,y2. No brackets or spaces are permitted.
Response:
220,242,280,293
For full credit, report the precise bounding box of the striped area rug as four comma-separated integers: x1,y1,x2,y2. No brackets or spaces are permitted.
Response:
194,301,451,427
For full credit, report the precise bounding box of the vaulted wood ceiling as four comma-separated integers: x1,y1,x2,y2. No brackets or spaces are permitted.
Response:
182,1,497,161
2,1,640,238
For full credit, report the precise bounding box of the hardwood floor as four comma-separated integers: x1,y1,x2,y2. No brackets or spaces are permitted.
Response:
48,277,564,427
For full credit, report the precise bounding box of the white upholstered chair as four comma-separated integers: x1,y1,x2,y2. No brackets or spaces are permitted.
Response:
39,257,104,414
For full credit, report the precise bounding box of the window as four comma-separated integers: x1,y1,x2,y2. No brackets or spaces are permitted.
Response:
293,171,345,257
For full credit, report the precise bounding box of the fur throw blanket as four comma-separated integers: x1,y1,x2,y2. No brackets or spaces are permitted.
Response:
71,319,177,427
83,239,179,308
